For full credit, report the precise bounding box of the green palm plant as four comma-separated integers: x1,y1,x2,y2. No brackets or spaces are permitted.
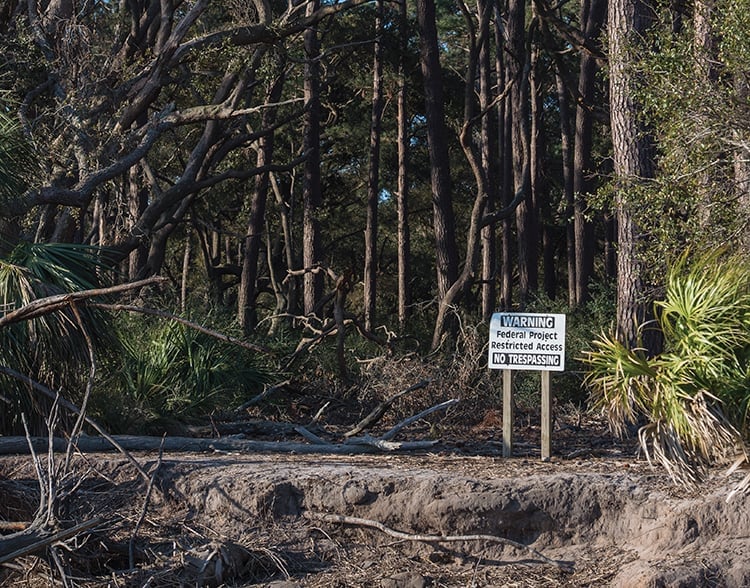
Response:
584,250,750,485
0,242,116,434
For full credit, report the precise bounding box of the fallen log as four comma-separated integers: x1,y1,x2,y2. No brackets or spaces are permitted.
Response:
0,435,433,456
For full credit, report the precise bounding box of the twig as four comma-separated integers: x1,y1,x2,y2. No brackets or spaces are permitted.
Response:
303,512,572,570
343,379,433,438
309,401,330,425
380,399,459,441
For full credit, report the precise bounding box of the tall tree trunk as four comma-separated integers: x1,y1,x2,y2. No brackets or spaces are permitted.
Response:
508,0,535,303
479,0,497,320
530,30,554,300
397,0,412,330
302,0,324,316
238,67,286,333
364,0,384,332
555,69,576,306
416,0,459,305
496,6,513,310
609,0,655,347
574,0,606,305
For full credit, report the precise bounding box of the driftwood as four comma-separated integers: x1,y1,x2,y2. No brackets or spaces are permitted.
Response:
304,512,572,570
343,379,432,438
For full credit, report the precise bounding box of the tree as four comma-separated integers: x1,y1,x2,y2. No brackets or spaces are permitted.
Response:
415,0,459,306
608,0,656,347
364,0,385,332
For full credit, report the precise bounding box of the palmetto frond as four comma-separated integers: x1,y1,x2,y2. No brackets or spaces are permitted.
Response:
584,250,750,486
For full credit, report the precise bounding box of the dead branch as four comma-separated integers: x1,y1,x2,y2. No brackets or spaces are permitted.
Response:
89,303,274,355
343,434,438,451
381,399,459,441
0,434,430,456
0,367,152,485
303,512,572,570
0,276,166,328
294,425,330,445
236,380,291,411
343,379,433,438
0,517,103,565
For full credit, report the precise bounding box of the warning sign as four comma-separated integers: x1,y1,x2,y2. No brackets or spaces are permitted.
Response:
488,313,566,371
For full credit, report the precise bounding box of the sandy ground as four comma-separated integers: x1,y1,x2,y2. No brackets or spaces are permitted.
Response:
2,443,750,587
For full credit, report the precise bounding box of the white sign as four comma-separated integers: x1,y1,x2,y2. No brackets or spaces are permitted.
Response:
488,313,566,371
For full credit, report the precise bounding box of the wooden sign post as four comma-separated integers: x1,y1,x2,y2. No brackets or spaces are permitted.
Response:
489,313,566,460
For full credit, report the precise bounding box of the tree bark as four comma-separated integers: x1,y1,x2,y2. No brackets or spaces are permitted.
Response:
574,0,607,305
302,0,324,316
416,0,459,303
609,0,655,347
364,0,384,332
508,0,535,303
479,0,497,319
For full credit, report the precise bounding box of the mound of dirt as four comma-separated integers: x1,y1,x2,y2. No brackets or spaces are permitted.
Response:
4,447,746,587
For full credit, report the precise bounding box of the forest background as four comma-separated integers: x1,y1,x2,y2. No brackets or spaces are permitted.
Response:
1,0,749,476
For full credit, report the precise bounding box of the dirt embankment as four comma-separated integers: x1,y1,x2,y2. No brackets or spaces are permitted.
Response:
2,449,750,587
156,453,749,587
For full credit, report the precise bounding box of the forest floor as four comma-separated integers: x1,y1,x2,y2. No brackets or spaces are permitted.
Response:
2,397,750,587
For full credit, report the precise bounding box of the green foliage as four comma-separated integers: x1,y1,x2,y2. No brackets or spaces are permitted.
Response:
584,251,750,484
0,112,36,207
631,0,750,263
95,317,272,434
0,242,115,434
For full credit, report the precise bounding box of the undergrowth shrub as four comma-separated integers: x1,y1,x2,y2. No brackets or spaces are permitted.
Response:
93,315,272,434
